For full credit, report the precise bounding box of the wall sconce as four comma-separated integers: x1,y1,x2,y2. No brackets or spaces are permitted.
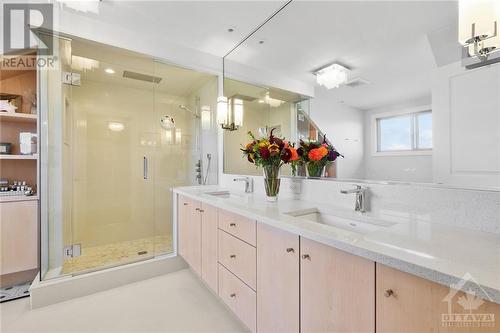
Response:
459,0,499,63
217,96,243,131
314,63,350,89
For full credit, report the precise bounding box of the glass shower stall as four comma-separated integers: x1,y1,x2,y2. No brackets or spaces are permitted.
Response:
38,35,218,280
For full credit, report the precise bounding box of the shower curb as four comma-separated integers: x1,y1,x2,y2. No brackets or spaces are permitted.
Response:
30,255,187,309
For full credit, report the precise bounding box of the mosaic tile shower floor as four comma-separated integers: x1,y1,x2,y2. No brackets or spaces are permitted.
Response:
62,235,173,274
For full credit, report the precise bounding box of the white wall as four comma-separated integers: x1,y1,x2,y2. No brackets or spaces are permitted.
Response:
309,88,365,179
433,61,500,188
363,97,433,183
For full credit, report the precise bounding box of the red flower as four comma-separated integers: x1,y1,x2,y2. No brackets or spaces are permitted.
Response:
281,148,292,162
259,147,270,159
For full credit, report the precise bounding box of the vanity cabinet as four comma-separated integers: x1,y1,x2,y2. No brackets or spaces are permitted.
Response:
178,201,500,333
178,195,219,292
300,237,375,333
376,264,500,333
200,203,218,293
256,224,374,333
178,195,201,275
256,223,300,333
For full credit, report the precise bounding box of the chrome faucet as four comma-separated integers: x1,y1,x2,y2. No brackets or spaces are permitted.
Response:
341,185,367,213
233,177,253,193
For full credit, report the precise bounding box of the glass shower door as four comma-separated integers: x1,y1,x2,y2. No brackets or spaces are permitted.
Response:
62,42,157,274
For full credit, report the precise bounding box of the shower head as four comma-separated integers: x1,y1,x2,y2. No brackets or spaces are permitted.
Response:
179,104,200,118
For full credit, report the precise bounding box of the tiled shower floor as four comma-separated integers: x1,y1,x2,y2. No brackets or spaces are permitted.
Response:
62,235,173,274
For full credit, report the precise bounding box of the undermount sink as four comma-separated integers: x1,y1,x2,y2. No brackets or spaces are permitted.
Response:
285,208,396,235
205,190,244,200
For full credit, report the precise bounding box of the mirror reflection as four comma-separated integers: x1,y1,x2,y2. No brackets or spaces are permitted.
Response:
222,1,500,189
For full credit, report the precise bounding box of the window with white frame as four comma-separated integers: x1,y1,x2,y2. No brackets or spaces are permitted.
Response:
375,110,432,153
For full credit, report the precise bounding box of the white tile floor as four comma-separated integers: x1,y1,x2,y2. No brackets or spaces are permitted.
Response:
0,269,247,333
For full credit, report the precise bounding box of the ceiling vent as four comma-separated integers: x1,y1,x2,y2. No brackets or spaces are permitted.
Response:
345,77,370,88
123,70,162,84
229,94,257,102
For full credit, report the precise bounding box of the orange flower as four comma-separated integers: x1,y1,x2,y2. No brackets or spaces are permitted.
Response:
308,146,328,161
289,147,299,161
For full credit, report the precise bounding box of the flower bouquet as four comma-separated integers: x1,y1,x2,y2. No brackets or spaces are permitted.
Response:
298,135,343,178
242,129,299,201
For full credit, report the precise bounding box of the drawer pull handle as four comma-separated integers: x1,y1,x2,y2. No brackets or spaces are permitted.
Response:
301,254,310,260
286,248,295,253
183,203,188,206
199,209,204,213
230,293,236,298
230,254,236,259
195,208,200,211
229,223,236,227
384,289,394,298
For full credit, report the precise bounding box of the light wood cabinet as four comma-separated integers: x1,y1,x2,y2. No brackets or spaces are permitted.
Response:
200,203,218,293
218,264,257,333
218,230,256,290
177,195,201,275
257,223,299,333
300,237,375,333
377,264,500,333
0,200,38,275
179,204,500,333
218,209,256,246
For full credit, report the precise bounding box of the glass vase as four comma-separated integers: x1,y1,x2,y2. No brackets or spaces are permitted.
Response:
263,164,281,202
306,161,326,178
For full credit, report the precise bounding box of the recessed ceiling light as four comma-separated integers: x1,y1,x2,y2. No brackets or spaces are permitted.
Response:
259,40,265,44
105,68,115,74
258,100,265,103
227,27,235,33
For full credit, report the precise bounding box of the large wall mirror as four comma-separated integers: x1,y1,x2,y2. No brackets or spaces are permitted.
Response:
222,1,500,190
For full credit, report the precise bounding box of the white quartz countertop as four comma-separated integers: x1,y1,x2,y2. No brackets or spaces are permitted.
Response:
173,185,500,304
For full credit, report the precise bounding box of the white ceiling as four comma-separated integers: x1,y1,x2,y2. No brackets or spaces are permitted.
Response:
61,0,288,57
226,1,460,110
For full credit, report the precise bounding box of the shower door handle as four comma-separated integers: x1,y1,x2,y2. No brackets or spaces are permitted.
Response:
143,156,148,180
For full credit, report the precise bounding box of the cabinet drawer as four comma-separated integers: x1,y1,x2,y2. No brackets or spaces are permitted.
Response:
218,264,256,333
218,209,256,246
218,230,256,290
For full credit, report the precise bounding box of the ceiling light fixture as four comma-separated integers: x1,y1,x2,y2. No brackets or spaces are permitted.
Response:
459,0,499,63
105,68,115,74
228,27,236,33
314,63,350,89
108,122,124,132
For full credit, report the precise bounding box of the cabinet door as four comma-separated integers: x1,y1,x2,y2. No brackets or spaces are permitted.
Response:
201,203,218,292
300,238,375,333
177,195,201,275
257,223,299,333
0,200,38,275
377,264,500,333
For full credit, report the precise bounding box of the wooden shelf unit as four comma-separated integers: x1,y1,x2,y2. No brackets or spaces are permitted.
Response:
0,64,39,288
0,154,37,160
0,112,37,124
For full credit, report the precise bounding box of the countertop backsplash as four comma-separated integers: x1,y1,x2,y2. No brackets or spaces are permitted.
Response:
220,175,500,234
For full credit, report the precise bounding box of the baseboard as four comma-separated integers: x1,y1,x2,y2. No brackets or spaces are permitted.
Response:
0,268,38,288
30,255,187,309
